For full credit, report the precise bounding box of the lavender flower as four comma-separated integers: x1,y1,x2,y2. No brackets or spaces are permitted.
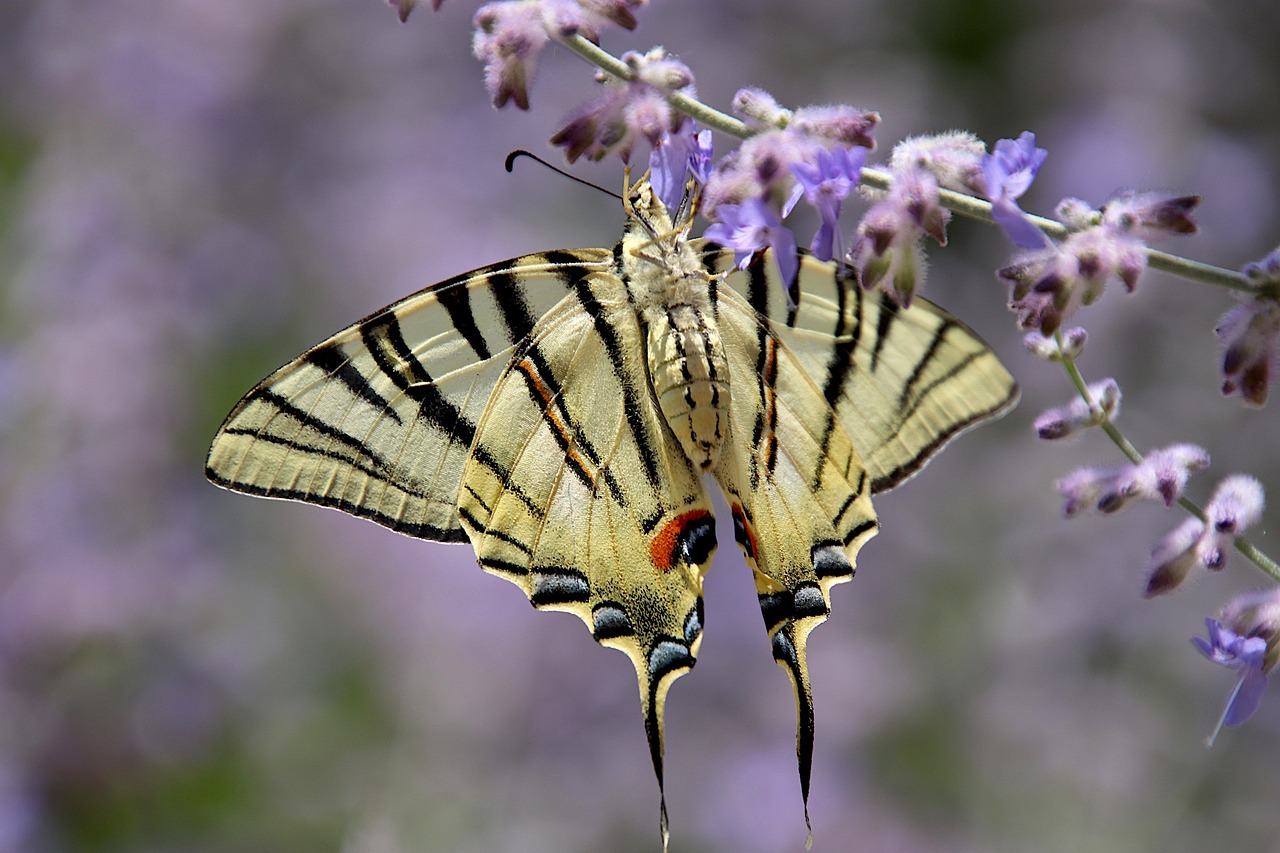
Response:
982,132,1049,249
1100,190,1199,240
1216,297,1280,406
1023,327,1088,361
389,0,427,22
1145,517,1207,596
790,145,866,262
1221,589,1280,675
1034,378,1121,440
550,47,694,162
1001,191,1199,335
1057,441,1206,519
849,164,948,307
649,123,712,212
704,197,799,285
1193,618,1269,740
889,131,986,193
472,2,550,110
1197,474,1266,569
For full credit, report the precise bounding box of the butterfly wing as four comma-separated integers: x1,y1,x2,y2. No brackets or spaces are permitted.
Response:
205,249,610,540
710,248,1020,493
456,265,715,846
707,248,1017,832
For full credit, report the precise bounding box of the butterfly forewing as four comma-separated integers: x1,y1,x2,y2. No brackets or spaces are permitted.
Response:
206,250,611,539
707,246,1019,494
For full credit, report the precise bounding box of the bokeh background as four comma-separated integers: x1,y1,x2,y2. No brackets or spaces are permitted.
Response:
2,1,1279,851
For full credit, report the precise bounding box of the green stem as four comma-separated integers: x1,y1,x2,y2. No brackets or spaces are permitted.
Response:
1057,342,1280,583
562,35,1252,294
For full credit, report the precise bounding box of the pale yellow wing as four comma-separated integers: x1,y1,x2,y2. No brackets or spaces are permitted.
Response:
709,275,878,840
455,266,715,848
707,247,1019,493
205,249,610,540
705,246,1017,836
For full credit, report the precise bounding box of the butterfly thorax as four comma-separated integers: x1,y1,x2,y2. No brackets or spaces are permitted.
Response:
621,200,730,472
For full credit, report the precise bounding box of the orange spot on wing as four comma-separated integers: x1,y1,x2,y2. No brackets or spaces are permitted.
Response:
731,503,760,565
649,509,714,572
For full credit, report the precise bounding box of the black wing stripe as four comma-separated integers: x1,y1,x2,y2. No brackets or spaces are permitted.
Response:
304,343,401,424
565,250,663,496
206,465,468,542
360,314,479,447
896,317,958,411
436,281,493,360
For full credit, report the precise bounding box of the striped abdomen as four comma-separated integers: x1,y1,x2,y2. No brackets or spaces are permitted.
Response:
647,302,730,471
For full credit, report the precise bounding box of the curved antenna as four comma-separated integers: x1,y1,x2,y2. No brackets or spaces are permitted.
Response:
505,150,623,201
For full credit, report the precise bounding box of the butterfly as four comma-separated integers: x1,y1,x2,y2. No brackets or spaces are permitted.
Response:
206,174,1018,849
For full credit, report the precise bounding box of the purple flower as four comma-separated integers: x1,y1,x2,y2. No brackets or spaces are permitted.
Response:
790,145,866,263
704,198,799,286
550,47,693,162
649,123,712,213
982,132,1049,249
1193,618,1269,738
472,2,550,110
1216,297,1280,406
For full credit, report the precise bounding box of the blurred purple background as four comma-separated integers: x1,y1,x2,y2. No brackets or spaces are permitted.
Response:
2,1,1279,851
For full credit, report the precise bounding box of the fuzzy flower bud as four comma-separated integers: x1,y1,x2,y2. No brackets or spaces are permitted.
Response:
1101,190,1199,240
1196,474,1265,570
1054,197,1099,231
1034,379,1120,439
1023,327,1087,361
732,87,791,130
473,1,550,110
1216,297,1280,406
789,105,880,150
550,46,693,163
1055,444,1200,517
1145,517,1206,596
890,131,986,193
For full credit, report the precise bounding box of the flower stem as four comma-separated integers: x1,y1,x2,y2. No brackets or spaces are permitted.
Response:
562,35,1250,294
1057,339,1280,583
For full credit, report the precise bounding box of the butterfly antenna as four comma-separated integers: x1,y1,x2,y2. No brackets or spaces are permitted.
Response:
504,150,622,201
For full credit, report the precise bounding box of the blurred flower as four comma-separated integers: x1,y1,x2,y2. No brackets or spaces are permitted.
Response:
1221,589,1280,674
1000,191,1199,335
790,145,866,262
1216,297,1280,407
1145,517,1206,596
1034,378,1120,440
704,197,798,285
1057,441,1206,519
1193,617,1269,741
849,164,947,307
472,2,550,110
1023,327,1088,361
473,0,647,111
981,131,1049,249
889,130,986,193
1197,474,1265,569
732,87,790,130
550,47,693,161
1100,190,1199,240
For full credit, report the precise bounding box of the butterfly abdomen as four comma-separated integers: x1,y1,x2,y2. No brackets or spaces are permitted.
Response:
646,301,730,471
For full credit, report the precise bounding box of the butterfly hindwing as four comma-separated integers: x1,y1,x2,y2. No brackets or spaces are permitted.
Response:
709,259,879,835
454,261,716,844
